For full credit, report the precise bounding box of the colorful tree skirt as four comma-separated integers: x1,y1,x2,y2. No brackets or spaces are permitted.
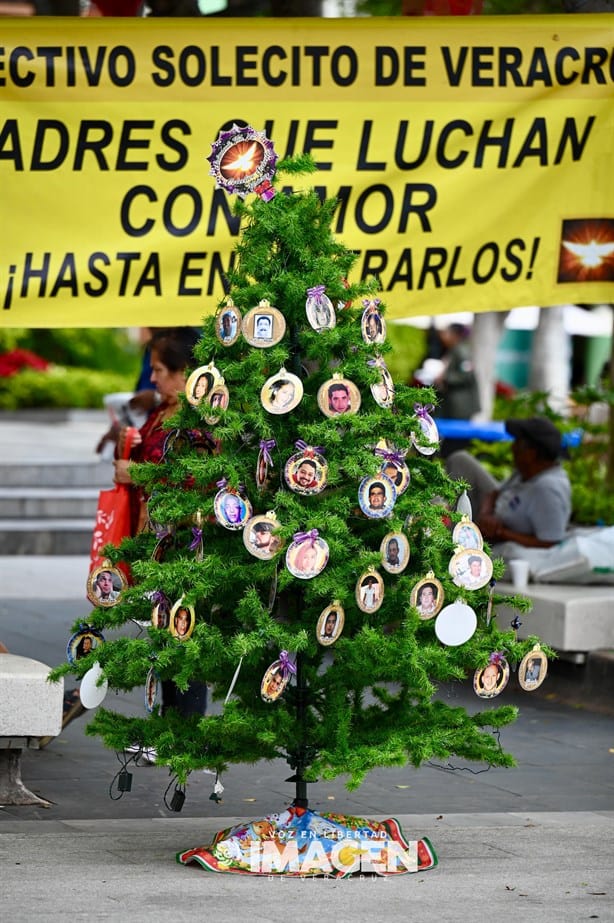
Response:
177,807,437,877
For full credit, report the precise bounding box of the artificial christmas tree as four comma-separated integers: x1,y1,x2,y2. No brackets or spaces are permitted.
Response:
53,126,547,877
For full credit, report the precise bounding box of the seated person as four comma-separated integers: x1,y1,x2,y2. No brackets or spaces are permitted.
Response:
446,417,571,552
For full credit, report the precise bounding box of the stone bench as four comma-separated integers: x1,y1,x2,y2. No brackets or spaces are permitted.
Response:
0,654,64,805
496,582,614,662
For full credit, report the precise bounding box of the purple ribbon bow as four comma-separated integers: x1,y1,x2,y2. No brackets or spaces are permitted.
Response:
362,298,381,308
152,590,168,606
189,527,203,551
489,651,506,666
374,447,405,465
155,528,171,541
367,358,382,369
278,650,297,678
414,402,435,418
259,439,276,467
293,529,319,546
216,478,228,489
307,285,326,304
295,440,325,457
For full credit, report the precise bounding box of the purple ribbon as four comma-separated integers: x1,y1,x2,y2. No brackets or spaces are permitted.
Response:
374,447,405,465
155,528,171,541
362,298,381,308
259,439,276,467
307,285,326,305
511,616,523,630
189,527,203,551
414,402,435,418
216,478,228,489
295,440,325,457
489,651,506,666
293,529,319,546
366,359,382,369
152,591,168,606
278,650,297,678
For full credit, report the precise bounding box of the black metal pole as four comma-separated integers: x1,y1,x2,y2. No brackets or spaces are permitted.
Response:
293,650,309,809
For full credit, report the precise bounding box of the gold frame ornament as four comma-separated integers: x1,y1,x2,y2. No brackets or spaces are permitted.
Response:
355,569,385,613
449,548,493,591
242,301,286,348
261,369,303,415
87,563,127,608
261,661,290,703
370,360,395,409
306,290,336,332
284,449,328,496
66,627,105,665
380,531,410,575
317,374,361,418
185,363,222,408
243,512,283,560
203,380,230,425
410,574,445,620
215,300,242,347
316,602,345,646
518,645,548,691
473,658,510,699
169,598,196,642
452,517,484,551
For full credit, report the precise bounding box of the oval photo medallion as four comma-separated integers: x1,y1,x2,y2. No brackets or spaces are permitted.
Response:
243,302,286,348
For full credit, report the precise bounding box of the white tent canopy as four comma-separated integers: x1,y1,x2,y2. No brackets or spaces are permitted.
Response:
391,304,613,338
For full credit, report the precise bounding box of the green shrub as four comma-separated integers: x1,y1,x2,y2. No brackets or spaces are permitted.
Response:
0,328,140,374
0,366,136,410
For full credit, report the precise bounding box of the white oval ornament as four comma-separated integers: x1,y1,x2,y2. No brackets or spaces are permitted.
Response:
80,661,108,709
435,601,477,647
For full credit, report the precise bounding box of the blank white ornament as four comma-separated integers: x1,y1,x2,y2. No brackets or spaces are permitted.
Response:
456,490,473,519
435,601,477,646
80,661,108,709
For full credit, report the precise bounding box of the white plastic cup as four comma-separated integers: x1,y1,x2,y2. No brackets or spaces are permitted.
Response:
509,559,530,590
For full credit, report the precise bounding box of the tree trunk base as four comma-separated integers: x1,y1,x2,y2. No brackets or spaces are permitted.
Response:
0,749,52,807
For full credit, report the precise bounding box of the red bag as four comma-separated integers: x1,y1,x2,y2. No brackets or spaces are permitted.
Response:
89,428,138,578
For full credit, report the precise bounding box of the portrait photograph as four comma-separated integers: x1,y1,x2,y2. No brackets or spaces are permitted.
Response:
215,304,241,346
358,474,396,520
355,570,384,613
370,364,395,410
243,303,286,347
284,450,328,496
361,304,386,345
87,565,126,608
261,371,303,415
243,514,283,560
306,291,336,331
410,576,444,621
378,457,410,496
145,667,161,713
66,627,105,666
185,364,221,408
449,549,493,591
317,376,361,418
452,520,484,551
518,648,548,691
203,382,230,425
214,488,253,531
316,603,345,647
151,597,171,629
473,660,510,699
285,536,329,580
411,412,440,456
261,661,290,703
169,599,196,641
380,531,410,575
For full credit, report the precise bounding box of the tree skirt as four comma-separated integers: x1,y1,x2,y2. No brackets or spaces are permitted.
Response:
177,807,437,877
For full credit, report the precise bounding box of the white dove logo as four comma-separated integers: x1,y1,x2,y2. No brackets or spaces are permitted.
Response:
562,239,614,269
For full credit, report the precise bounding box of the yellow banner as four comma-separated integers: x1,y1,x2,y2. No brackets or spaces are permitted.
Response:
1,15,613,327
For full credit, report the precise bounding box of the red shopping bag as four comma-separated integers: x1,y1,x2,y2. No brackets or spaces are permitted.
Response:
89,428,138,579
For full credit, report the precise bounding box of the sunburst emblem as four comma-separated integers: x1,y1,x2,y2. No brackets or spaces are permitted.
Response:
207,125,278,200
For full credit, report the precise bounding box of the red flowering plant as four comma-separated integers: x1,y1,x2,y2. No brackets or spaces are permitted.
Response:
0,349,49,378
